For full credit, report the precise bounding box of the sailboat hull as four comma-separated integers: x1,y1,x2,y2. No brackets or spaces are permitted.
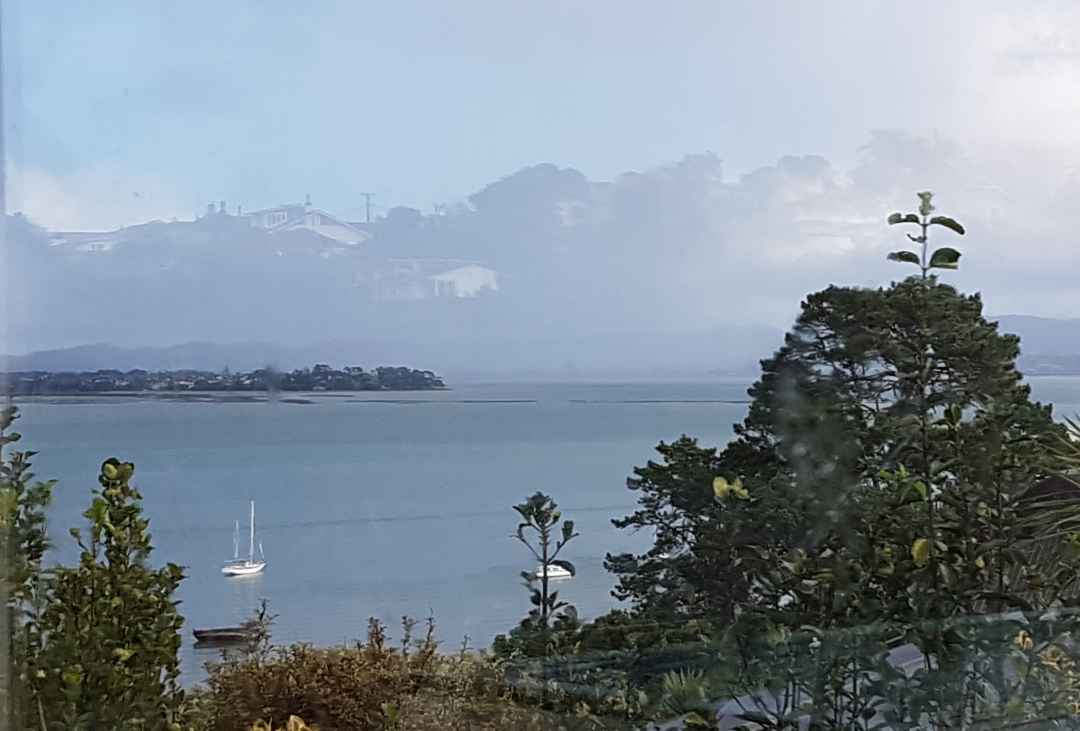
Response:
221,560,266,577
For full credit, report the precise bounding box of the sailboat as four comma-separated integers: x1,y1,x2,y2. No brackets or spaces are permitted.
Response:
221,500,266,576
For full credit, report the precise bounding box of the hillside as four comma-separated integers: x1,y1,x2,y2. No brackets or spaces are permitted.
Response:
7,137,1078,378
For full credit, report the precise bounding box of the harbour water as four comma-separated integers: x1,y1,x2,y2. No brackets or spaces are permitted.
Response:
14,377,1080,681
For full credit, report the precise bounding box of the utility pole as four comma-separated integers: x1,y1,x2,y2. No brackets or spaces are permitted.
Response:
360,192,373,224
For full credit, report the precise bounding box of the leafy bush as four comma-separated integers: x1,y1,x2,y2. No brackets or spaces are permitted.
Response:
196,617,436,730
192,611,644,731
29,458,186,730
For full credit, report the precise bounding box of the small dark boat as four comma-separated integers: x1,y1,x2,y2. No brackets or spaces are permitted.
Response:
193,623,257,646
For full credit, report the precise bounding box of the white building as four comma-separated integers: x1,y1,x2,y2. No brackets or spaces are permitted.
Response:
363,259,498,302
47,231,122,252
246,198,369,245
429,265,498,298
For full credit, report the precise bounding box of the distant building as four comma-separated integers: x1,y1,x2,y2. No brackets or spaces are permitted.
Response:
46,231,122,252
362,259,499,302
429,265,498,298
246,198,369,245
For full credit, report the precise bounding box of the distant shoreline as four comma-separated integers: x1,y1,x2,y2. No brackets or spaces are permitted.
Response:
2,364,447,397
9,389,455,404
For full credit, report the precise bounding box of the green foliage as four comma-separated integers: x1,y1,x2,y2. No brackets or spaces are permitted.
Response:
887,213,920,225
929,215,965,235
887,250,921,265
605,437,766,624
195,615,606,731
0,404,56,726
712,248,1069,725
885,190,965,277
657,668,713,719
602,192,1075,727
508,492,579,632
0,404,56,600
29,458,186,730
197,617,440,730
928,245,961,269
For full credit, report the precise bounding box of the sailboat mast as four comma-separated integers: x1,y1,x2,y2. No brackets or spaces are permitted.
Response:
233,520,240,560
249,500,255,561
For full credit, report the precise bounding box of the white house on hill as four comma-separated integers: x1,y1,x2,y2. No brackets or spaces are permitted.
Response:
246,198,369,245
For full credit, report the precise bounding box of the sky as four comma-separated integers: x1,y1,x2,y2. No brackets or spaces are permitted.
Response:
5,0,1080,347
8,0,1080,229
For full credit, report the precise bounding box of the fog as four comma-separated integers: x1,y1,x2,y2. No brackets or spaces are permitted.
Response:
4,2,1080,377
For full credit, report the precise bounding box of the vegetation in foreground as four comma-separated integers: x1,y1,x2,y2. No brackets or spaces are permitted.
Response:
5,192,1080,728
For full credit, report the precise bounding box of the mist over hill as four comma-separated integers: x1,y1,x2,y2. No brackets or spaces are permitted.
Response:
6,134,1080,378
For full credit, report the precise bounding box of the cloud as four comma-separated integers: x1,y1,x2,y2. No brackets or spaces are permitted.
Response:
5,164,198,231
953,6,1080,153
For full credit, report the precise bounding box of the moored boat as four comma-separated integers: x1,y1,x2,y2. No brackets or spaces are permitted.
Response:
527,563,573,581
193,623,257,646
222,500,266,576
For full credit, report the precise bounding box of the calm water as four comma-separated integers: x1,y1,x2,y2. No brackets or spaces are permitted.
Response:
14,377,1080,682
14,381,750,681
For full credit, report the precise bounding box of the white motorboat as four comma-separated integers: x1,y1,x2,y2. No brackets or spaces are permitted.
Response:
528,563,573,581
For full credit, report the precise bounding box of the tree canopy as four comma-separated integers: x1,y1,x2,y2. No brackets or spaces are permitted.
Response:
602,193,1078,727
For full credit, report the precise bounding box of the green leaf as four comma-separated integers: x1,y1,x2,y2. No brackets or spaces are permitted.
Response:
887,212,919,225
912,538,930,566
85,497,109,525
61,666,83,686
929,247,961,270
561,520,575,541
929,216,965,235
887,251,921,265
552,557,578,574
551,559,576,576
101,460,120,481
732,477,749,499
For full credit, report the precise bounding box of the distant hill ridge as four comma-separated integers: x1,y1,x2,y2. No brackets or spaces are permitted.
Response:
4,314,1080,378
